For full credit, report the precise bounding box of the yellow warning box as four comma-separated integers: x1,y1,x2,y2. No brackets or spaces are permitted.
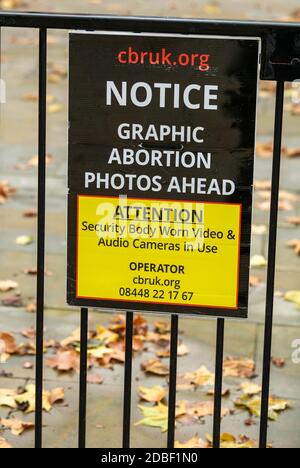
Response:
76,195,241,310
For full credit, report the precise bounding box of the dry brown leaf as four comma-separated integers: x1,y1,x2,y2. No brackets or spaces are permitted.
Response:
16,154,53,170
175,436,209,449
223,357,256,379
23,209,37,218
256,142,276,159
21,328,36,339
177,366,215,390
60,328,81,347
87,374,104,385
272,357,286,368
156,343,189,358
286,147,300,158
154,321,171,334
252,225,267,235
180,400,229,419
240,382,262,396
235,395,290,421
0,389,17,409
254,180,271,190
0,437,12,449
287,216,300,226
46,349,80,373
23,362,33,370
249,276,262,288
48,103,63,114
0,332,18,355
138,385,166,403
0,280,18,293
26,302,36,313
0,180,16,204
287,239,300,256
1,294,23,308
14,384,64,413
48,387,65,406
141,359,169,376
0,418,34,436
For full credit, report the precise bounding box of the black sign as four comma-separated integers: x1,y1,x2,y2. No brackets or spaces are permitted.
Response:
67,32,259,318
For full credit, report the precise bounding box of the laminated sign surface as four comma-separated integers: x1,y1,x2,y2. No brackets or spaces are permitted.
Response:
67,32,260,318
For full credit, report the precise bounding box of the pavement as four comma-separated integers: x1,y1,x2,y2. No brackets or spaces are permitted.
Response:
0,0,300,449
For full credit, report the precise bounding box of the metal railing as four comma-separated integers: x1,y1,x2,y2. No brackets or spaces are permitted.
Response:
0,11,300,449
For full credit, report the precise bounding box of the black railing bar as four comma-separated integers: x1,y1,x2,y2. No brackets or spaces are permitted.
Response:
167,314,179,449
123,311,134,449
212,318,225,449
259,80,285,449
35,27,47,450
78,307,89,449
0,11,300,34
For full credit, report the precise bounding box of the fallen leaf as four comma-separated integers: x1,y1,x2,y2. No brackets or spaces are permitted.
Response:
21,328,36,339
287,239,300,256
286,147,300,158
1,294,23,308
252,225,267,235
250,255,267,268
60,328,81,347
179,400,229,419
48,103,63,113
207,388,230,398
154,321,171,334
254,180,271,190
287,216,300,226
235,395,290,421
23,209,37,218
135,401,185,433
156,343,189,358
0,180,16,204
0,418,34,436
177,366,215,390
0,389,17,409
0,332,18,355
218,433,258,449
46,349,80,373
272,357,286,368
141,359,169,376
138,386,166,403
0,280,18,293
256,142,275,159
0,437,12,449
16,154,53,170
175,436,209,449
26,302,36,313
223,357,256,379
48,387,65,406
14,384,64,413
87,374,104,385
16,235,33,246
285,291,300,309
249,276,262,287
23,362,33,370
240,382,262,396
244,418,256,426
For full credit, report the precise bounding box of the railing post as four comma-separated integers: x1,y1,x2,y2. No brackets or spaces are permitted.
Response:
35,27,47,449
259,80,285,448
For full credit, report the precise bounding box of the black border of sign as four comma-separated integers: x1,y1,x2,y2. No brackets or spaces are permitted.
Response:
67,31,260,320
